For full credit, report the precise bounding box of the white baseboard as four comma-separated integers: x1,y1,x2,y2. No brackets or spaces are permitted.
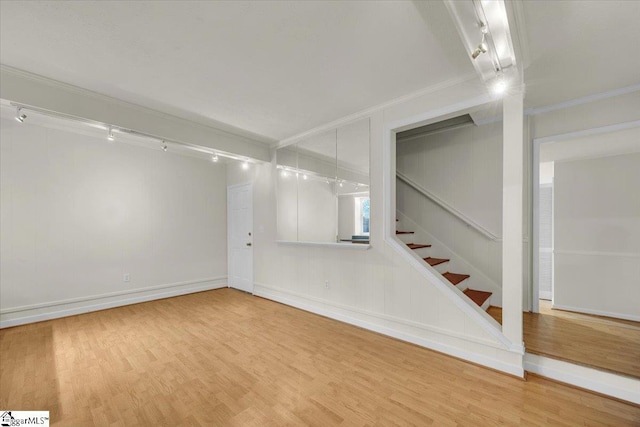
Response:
524,353,640,404
551,303,640,322
254,283,524,378
0,277,227,328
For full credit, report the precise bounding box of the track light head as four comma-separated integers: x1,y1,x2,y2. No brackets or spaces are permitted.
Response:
212,154,219,162
162,141,168,152
472,33,488,60
15,107,26,123
107,126,114,142
242,160,249,170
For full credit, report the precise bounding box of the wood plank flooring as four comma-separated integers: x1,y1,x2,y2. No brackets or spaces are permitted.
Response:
488,301,640,379
1,289,638,426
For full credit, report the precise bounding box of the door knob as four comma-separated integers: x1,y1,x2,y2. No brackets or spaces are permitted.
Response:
246,243,252,246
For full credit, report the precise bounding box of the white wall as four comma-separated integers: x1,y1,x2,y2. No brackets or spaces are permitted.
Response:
538,184,553,300
0,116,228,327
240,78,524,377
396,121,503,288
529,89,640,310
553,153,640,320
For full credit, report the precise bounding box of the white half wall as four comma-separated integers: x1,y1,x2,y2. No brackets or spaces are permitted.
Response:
250,78,524,377
553,153,640,320
0,116,228,327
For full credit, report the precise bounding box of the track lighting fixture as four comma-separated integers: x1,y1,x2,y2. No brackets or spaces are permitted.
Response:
212,153,219,162
15,107,26,123
303,174,308,180
162,141,168,152
107,126,114,142
471,26,488,60
242,160,249,170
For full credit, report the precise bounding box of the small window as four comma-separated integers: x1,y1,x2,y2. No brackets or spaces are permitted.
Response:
355,197,370,236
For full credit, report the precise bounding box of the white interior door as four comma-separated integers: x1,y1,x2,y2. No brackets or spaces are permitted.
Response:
227,183,253,293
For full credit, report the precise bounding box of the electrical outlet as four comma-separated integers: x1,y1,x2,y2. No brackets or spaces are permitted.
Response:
123,273,130,282
324,280,329,289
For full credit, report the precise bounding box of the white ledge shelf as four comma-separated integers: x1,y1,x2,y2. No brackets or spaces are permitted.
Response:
276,240,371,250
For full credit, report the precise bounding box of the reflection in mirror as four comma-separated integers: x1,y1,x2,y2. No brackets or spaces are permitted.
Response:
296,129,337,242
276,144,298,241
276,117,370,244
337,118,370,243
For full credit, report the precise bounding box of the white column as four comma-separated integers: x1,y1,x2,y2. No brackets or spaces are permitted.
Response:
502,89,524,347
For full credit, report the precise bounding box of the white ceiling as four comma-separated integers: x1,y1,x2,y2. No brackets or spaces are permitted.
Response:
520,0,640,109
0,0,472,142
2,1,639,145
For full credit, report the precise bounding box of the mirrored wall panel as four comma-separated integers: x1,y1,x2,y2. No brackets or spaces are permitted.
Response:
276,144,298,241
337,119,370,243
276,117,370,244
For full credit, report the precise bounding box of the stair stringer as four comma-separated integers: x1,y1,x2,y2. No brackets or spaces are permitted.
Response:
396,210,503,307
385,232,520,357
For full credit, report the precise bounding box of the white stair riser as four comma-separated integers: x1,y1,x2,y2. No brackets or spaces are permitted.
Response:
396,233,415,242
455,280,469,292
430,261,449,274
400,221,492,312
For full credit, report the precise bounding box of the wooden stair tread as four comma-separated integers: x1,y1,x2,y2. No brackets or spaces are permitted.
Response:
463,289,492,307
442,272,470,286
424,257,449,266
407,243,431,249
396,230,414,234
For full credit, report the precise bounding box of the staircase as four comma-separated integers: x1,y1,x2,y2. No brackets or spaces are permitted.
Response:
395,228,495,313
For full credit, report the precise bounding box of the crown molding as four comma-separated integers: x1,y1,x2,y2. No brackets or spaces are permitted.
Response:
525,83,640,116
277,71,480,148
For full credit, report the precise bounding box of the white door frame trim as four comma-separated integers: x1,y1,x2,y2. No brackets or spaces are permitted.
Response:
530,119,640,312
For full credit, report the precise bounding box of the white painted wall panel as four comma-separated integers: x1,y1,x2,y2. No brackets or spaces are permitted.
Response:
0,117,227,320
553,153,640,319
396,121,503,287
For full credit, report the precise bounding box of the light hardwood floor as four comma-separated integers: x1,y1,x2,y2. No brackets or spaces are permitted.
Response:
1,289,638,426
489,301,640,379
